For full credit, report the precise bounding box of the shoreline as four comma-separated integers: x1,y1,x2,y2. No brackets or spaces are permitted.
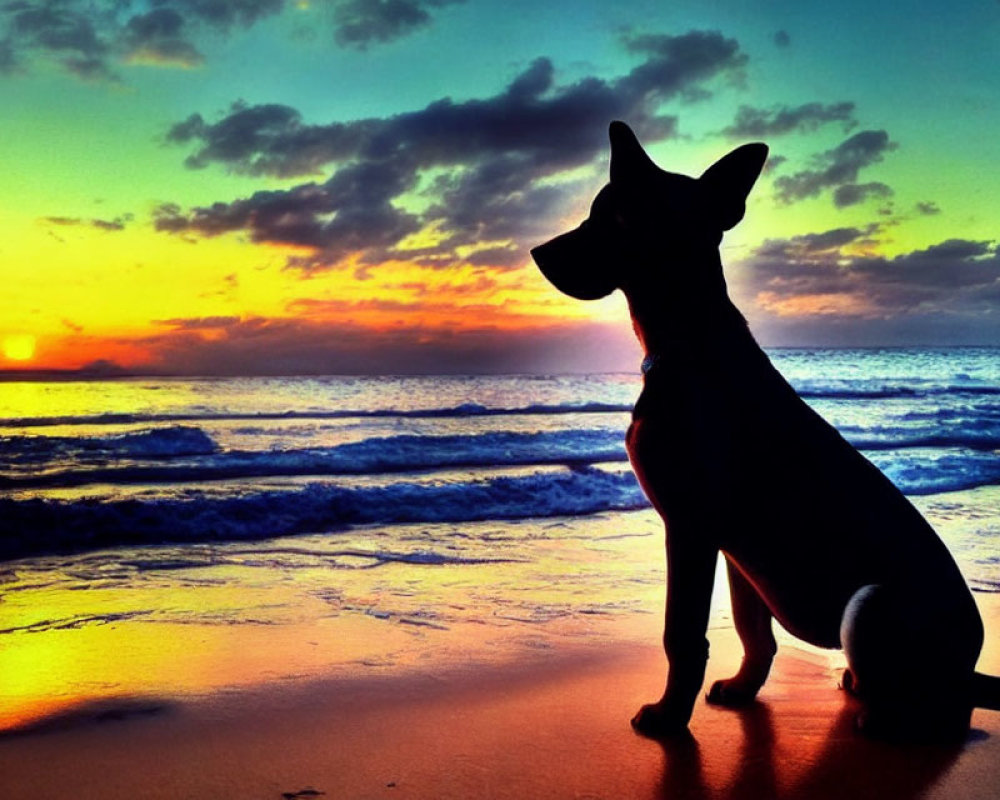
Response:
2,595,998,799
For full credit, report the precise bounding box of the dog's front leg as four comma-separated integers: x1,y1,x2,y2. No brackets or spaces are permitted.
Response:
632,533,717,738
706,558,776,706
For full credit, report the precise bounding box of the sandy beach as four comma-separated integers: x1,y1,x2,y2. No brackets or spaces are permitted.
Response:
3,371,1000,798
2,593,998,800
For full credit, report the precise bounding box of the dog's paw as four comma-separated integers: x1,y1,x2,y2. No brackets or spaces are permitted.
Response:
706,678,760,707
630,701,690,739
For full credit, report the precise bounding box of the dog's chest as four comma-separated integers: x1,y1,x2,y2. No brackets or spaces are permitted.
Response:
627,378,748,501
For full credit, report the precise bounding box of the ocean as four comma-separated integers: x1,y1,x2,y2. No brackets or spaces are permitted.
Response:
1,347,999,726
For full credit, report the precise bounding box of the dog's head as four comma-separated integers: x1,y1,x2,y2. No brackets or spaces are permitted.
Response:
531,121,768,300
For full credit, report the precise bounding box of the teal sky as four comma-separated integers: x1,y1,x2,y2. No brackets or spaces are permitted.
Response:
2,1,998,374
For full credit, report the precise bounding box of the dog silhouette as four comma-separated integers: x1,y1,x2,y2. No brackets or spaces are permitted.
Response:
531,121,1000,740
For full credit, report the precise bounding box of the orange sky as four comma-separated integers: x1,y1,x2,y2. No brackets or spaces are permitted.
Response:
2,1,998,374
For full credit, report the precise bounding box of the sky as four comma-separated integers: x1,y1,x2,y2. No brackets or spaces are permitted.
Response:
1,0,998,375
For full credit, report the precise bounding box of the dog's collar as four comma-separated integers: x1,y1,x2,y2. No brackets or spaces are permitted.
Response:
641,346,699,375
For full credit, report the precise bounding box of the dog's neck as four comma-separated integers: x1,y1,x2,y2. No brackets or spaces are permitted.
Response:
621,246,752,363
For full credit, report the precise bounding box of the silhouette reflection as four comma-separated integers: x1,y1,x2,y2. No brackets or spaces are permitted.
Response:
651,695,964,800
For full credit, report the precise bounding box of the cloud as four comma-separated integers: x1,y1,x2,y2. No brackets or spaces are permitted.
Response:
155,158,423,269
165,102,370,177
168,0,285,29
160,30,747,270
720,101,856,138
0,0,240,80
832,181,892,208
167,31,742,177
773,30,791,48
2,1,119,79
332,0,464,49
121,8,204,68
0,0,449,81
916,201,941,216
62,54,121,82
772,129,897,205
7,3,107,57
742,231,1000,324
41,214,132,231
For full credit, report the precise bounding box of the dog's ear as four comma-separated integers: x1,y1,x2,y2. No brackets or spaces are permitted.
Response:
609,121,658,184
699,143,769,230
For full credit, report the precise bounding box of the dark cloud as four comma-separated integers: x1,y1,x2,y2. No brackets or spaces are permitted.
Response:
773,130,897,205
89,216,130,231
832,181,892,208
754,226,880,260
463,245,523,268
168,31,741,177
61,54,119,81
127,8,186,39
0,0,447,80
743,231,1000,322
166,102,372,176
332,0,463,49
3,1,119,78
152,203,191,233
417,156,584,262
773,30,791,48
160,30,747,270
167,0,284,29
761,154,787,174
916,201,941,216
721,101,856,138
7,3,107,57
156,159,422,269
41,214,131,231
122,8,204,67
620,29,747,94
154,315,243,330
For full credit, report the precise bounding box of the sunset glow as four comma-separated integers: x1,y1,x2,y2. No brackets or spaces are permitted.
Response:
1,2,998,375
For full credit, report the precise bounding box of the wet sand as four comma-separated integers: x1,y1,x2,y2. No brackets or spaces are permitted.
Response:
1,595,998,800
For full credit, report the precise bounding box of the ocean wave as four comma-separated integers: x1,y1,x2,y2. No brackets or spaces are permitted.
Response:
3,446,1000,560
869,450,1000,496
0,402,632,428
0,426,217,465
0,466,647,561
897,402,1000,422
795,384,1000,400
0,430,628,489
846,423,1000,451
4,422,1000,490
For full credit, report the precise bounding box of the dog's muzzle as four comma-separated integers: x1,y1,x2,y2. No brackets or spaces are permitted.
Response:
531,220,618,301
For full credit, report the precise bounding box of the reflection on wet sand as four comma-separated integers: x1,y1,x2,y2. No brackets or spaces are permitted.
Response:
656,697,964,800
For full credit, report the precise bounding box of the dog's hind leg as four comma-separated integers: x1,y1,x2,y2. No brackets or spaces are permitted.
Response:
707,558,777,707
840,584,981,740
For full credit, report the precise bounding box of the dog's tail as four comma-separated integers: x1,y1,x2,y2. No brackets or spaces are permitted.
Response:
972,672,1000,710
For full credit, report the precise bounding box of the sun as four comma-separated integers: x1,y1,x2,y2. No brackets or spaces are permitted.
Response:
2,334,37,362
